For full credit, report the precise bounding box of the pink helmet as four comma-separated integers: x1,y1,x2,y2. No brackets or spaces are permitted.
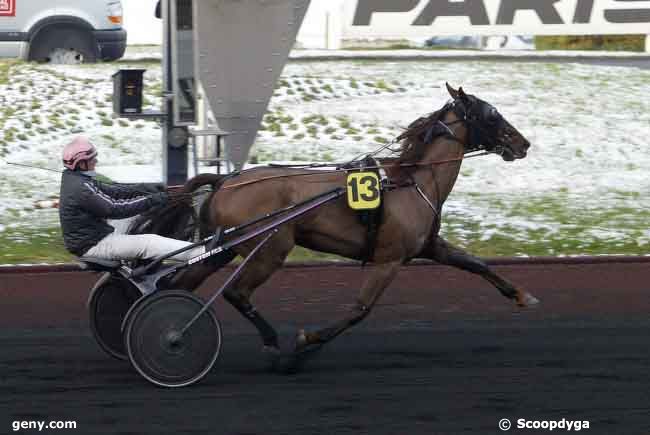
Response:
62,136,98,170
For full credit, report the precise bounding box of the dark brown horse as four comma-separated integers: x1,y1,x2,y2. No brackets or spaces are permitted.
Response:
136,84,536,370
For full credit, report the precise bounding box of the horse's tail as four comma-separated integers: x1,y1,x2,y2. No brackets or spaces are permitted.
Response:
184,173,229,239
183,173,226,193
128,173,228,241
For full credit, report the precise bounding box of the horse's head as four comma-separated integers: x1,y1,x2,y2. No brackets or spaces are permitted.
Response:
446,83,530,161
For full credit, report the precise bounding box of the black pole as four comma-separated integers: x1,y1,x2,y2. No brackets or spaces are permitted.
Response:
163,0,188,185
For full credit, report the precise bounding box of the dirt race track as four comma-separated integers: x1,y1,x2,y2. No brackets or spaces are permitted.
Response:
1,258,650,434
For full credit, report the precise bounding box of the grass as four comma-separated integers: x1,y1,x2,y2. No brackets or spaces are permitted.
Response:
336,116,351,129
0,225,343,265
535,35,646,52
373,136,389,144
0,60,21,85
443,223,650,257
344,42,415,50
4,190,650,264
287,246,345,262
442,191,650,257
0,227,74,264
269,76,405,106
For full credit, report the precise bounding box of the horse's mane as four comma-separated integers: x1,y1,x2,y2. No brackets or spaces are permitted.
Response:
395,105,450,164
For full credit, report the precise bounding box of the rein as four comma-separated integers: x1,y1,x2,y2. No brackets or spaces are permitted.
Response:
221,151,489,190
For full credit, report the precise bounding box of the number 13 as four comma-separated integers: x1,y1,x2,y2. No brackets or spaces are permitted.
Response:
347,173,380,210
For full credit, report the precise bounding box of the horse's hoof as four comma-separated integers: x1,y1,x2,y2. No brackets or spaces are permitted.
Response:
516,290,540,308
293,330,324,367
296,329,308,347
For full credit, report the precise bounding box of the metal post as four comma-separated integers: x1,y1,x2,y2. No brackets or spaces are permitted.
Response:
163,0,189,185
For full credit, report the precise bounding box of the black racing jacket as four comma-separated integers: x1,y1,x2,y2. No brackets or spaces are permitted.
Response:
59,170,167,256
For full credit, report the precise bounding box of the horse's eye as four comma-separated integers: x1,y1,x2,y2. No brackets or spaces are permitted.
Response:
486,107,499,123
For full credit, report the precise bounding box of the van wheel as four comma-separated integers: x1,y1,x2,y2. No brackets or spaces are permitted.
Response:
29,28,98,64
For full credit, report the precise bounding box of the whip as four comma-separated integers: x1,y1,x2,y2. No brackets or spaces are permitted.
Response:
4,161,197,202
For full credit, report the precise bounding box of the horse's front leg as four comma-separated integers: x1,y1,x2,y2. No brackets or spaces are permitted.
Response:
296,260,402,356
222,289,279,350
422,236,539,307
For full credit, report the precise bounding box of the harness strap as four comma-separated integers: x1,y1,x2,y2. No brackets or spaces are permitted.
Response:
346,156,385,266
414,183,438,217
221,153,489,191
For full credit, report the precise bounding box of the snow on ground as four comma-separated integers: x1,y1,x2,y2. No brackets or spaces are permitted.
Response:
257,60,650,254
0,61,164,231
1,53,649,256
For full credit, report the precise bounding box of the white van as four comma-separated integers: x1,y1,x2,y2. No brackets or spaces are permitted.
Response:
0,0,126,63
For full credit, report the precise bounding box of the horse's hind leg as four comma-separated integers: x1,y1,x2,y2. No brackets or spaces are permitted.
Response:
422,236,539,307
166,240,282,348
295,260,402,356
222,230,294,354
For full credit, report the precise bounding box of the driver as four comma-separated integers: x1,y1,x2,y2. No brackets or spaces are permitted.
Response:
59,136,205,261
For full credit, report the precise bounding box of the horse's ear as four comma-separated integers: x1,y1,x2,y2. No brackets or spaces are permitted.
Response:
458,86,469,101
446,82,459,99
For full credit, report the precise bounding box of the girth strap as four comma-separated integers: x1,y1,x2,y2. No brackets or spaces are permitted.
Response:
339,156,385,265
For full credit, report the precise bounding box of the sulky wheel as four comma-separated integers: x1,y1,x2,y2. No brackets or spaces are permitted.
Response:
88,275,143,360
124,290,222,388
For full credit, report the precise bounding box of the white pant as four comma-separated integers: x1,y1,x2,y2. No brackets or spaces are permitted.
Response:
84,233,205,262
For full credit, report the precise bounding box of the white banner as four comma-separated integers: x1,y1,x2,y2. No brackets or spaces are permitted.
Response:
342,0,650,38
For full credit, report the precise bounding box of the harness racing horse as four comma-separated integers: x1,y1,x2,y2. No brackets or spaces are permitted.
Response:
134,83,537,371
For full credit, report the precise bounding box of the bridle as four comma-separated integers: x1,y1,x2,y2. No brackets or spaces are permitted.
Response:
439,98,507,157
410,98,507,234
